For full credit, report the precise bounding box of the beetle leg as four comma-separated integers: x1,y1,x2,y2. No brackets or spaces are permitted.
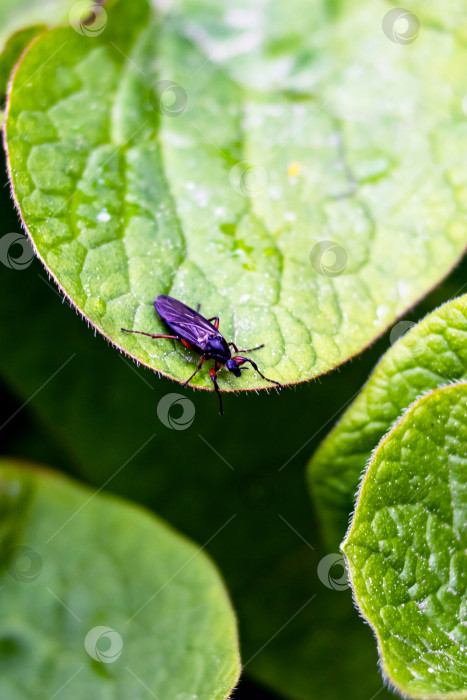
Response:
121,329,178,340
182,355,207,387
207,316,220,329
195,305,219,330
233,356,282,388
209,366,223,415
196,303,201,312
228,342,264,353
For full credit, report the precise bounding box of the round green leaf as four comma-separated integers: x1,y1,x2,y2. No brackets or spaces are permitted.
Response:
0,460,240,699
308,294,467,548
4,0,467,389
343,382,467,698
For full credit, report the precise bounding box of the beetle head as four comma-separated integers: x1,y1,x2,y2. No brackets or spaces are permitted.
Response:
226,358,241,377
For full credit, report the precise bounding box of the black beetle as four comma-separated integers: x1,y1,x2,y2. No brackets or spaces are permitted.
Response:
122,294,282,414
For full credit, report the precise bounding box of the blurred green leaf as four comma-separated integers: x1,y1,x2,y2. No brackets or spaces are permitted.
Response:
0,0,79,98
0,0,70,47
308,295,467,549
0,26,45,104
0,459,240,699
343,382,467,698
5,0,467,388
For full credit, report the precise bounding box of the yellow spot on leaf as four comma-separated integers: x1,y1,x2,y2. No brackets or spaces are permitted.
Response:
288,163,301,177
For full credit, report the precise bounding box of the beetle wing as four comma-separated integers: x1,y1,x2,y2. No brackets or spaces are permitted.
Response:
154,295,222,351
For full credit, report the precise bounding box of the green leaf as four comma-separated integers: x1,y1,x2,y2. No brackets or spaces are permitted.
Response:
0,0,78,98
0,0,70,48
342,382,467,698
308,294,467,549
0,459,240,699
5,0,467,389
0,26,45,105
